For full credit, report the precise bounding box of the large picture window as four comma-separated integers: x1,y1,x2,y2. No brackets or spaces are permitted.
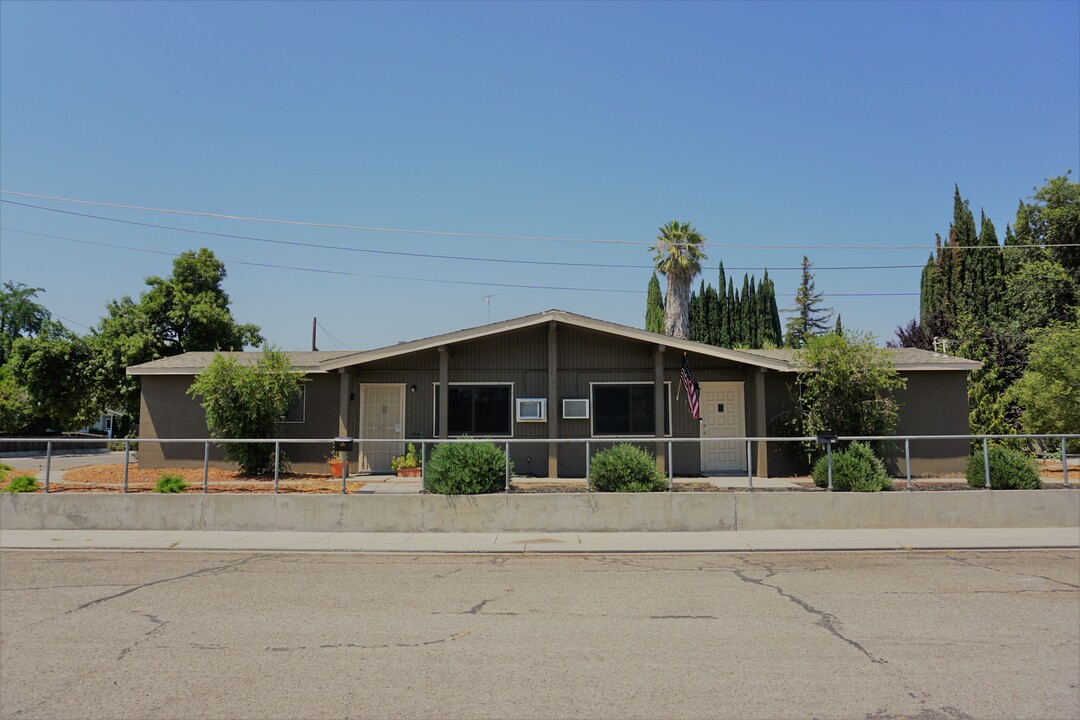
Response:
591,383,670,436
434,384,512,436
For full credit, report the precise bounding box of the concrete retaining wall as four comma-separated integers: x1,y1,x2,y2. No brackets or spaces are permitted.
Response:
3,490,1078,533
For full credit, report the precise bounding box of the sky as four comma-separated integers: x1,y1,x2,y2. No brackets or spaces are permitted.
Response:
1,1,1077,352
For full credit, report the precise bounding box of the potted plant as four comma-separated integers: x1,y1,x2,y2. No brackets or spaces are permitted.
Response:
390,443,422,477
326,450,344,478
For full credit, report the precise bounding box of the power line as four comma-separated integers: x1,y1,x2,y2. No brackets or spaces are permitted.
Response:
0,199,928,271
6,189,1075,251
315,320,347,350
1,226,920,297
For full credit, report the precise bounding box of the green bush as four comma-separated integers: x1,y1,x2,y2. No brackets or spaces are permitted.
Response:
966,446,1041,489
812,442,891,492
425,441,511,495
154,474,188,493
0,462,12,483
3,475,39,493
590,444,666,492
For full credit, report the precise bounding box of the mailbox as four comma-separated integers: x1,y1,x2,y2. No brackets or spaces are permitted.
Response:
333,437,354,452
815,433,839,446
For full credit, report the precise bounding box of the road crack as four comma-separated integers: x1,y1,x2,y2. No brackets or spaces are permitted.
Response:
732,559,886,664
117,611,168,661
945,555,1080,589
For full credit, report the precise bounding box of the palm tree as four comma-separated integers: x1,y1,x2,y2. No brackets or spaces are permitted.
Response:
649,221,708,339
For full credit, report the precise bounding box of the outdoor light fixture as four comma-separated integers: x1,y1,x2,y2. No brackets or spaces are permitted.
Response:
410,384,416,393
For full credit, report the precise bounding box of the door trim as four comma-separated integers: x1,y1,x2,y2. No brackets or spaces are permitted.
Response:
698,381,747,473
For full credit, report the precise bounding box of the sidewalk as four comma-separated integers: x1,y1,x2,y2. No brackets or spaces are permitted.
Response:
2,527,1077,553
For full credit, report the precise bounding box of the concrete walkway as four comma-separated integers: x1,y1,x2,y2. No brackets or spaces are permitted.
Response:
2,527,1076,553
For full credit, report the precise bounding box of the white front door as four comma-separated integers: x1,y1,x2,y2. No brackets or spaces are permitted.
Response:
699,382,747,473
358,384,405,473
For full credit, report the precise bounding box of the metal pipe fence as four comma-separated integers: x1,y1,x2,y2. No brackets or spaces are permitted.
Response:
6,433,1076,495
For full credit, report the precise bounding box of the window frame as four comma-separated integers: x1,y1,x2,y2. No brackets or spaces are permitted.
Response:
589,381,672,438
280,385,307,424
431,382,515,437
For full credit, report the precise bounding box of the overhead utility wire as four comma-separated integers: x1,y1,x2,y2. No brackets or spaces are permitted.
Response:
0,227,919,298
316,321,347,351
0,199,923,272
6,190,1076,251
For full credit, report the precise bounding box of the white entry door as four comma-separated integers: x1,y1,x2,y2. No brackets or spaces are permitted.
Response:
358,384,406,473
699,382,747,473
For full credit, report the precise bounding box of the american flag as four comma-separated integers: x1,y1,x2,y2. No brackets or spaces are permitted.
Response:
681,355,700,420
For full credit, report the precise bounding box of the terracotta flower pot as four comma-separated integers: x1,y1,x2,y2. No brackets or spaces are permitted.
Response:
396,466,422,478
328,460,343,477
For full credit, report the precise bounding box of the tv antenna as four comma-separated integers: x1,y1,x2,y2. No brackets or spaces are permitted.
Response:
481,295,495,323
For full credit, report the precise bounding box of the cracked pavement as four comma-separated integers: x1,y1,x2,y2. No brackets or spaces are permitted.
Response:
1,550,1077,719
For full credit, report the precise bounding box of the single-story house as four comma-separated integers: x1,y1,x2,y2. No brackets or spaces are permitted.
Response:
127,309,980,477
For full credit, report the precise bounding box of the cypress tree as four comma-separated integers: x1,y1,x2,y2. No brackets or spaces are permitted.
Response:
689,281,706,342
704,284,721,346
747,275,759,348
645,272,665,333
760,270,782,347
739,274,751,346
835,314,843,335
725,279,736,348
717,262,728,346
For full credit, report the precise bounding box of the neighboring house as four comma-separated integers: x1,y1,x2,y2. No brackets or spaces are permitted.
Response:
81,409,126,438
126,309,980,477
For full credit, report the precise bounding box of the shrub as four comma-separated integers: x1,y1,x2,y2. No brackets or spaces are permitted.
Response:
590,444,666,493
154,474,188,493
812,441,891,492
425,441,511,495
0,462,12,483
3,475,39,493
966,446,1041,489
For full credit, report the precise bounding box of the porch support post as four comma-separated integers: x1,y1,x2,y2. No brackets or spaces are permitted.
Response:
654,345,666,475
438,346,449,440
754,369,768,478
547,321,559,479
338,370,351,466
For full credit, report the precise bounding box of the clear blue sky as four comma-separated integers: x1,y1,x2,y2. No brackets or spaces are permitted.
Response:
2,1,1077,350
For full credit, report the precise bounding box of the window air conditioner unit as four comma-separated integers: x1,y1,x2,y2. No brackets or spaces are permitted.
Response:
562,398,589,420
516,398,547,422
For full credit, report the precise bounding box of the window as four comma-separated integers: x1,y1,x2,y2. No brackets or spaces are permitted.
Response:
434,384,512,436
281,386,306,424
591,383,670,436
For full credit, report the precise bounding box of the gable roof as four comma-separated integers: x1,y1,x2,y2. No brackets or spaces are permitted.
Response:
127,310,981,376
127,351,355,376
318,309,795,372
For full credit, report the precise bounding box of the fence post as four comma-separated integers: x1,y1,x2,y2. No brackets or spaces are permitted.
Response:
826,443,833,491
203,442,209,493
341,450,347,495
420,441,426,492
747,440,753,491
504,441,510,493
274,442,280,494
123,440,130,494
585,441,590,492
1063,436,1069,487
44,440,52,494
668,440,673,492
982,437,991,489
904,438,911,490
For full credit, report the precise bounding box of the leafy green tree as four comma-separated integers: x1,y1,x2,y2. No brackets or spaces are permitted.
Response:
955,315,1028,437
793,332,906,441
1004,259,1077,330
7,323,96,431
784,256,833,347
649,221,707,339
1007,324,1080,452
186,346,306,475
0,364,37,435
644,272,665,333
0,282,51,366
92,248,264,421
1013,173,1079,276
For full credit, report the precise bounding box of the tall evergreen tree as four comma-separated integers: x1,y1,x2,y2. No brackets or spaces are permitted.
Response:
717,262,729,347
739,274,751,346
688,281,706,342
747,276,759,348
645,272,665,333
834,314,843,335
725,279,736,347
704,284,721,346
784,256,833,348
761,270,782,347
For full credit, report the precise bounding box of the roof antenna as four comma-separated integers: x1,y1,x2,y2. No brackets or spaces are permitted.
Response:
481,295,495,323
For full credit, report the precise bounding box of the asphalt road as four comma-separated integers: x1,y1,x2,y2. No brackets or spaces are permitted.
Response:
1,550,1077,720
